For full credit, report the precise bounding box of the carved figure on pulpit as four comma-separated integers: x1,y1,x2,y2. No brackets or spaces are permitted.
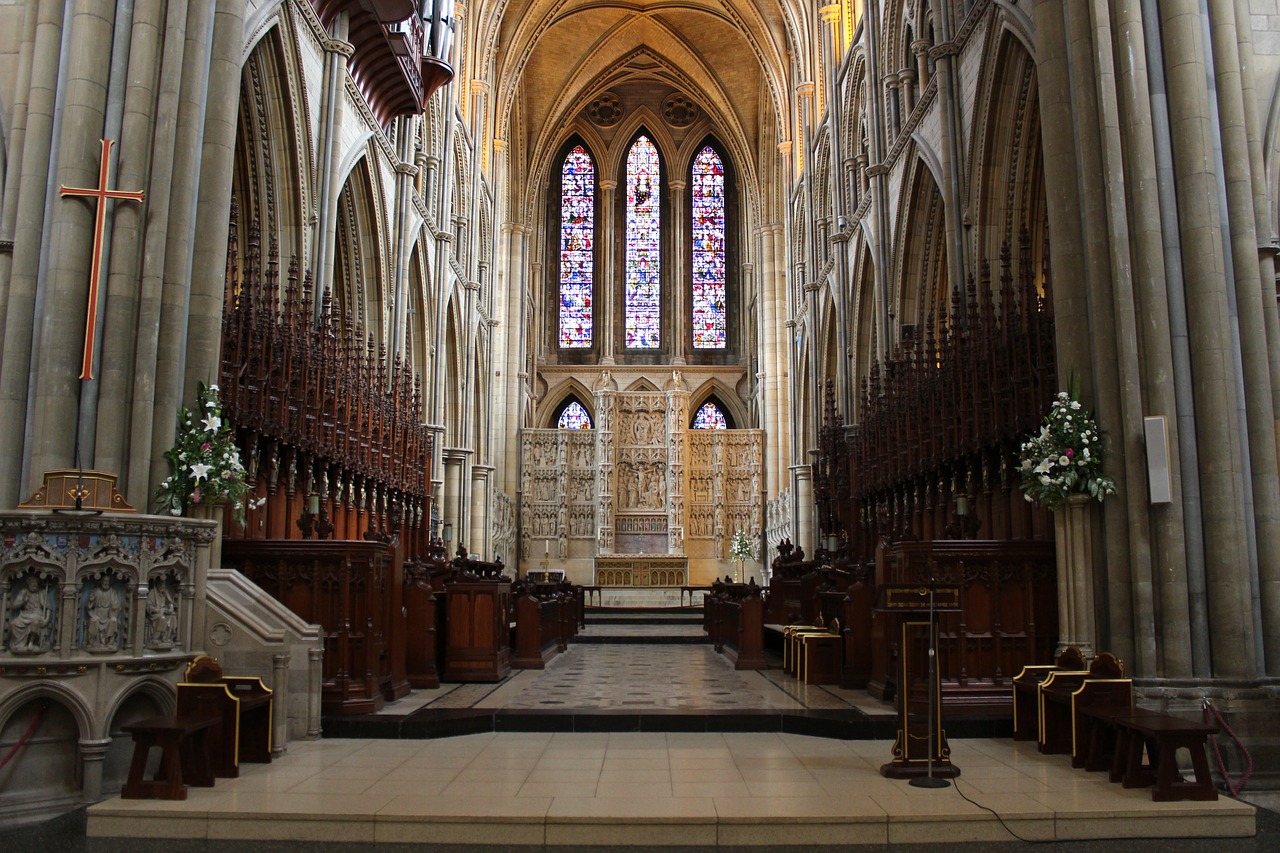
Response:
145,575,178,649
8,573,52,654
84,574,122,653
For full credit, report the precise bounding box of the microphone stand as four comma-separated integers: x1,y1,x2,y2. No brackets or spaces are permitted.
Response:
910,577,950,788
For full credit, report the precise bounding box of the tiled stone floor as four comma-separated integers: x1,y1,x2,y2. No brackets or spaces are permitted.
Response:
81,732,1260,849
72,640,1264,848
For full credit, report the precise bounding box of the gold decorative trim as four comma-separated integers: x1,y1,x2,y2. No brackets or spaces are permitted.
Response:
19,469,135,512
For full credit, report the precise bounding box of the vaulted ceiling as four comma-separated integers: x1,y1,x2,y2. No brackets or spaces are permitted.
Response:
469,0,814,213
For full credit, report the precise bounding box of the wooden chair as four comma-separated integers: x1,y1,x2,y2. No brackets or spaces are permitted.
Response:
1011,646,1085,740
800,618,843,685
1038,652,1129,758
176,655,273,778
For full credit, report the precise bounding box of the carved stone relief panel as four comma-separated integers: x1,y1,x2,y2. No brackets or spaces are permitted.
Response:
566,431,596,541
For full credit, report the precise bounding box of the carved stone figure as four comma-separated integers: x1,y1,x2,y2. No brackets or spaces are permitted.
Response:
8,574,52,654
84,575,122,652
145,577,178,648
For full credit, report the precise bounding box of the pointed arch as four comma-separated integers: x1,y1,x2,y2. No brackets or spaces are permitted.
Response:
971,25,1045,275
332,155,386,342
625,377,660,393
232,21,309,268
894,152,949,331
688,377,748,429
543,378,596,428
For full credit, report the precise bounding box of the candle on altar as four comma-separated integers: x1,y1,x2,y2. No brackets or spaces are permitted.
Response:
544,539,549,556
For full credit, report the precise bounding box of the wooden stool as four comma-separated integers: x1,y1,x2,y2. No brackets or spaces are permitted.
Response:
120,714,219,800
1113,713,1219,801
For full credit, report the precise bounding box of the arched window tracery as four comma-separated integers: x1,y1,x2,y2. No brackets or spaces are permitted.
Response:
557,400,593,429
691,145,726,349
625,135,662,349
559,145,595,348
691,400,728,430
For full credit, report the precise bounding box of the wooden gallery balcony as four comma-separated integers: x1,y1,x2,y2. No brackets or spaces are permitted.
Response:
314,0,446,125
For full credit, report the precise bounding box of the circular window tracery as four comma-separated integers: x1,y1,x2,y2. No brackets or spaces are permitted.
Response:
587,92,623,127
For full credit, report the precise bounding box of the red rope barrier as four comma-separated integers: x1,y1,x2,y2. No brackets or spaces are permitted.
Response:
1203,698,1253,797
0,704,49,770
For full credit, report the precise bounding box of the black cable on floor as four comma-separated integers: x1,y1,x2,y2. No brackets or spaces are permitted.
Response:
951,773,1061,845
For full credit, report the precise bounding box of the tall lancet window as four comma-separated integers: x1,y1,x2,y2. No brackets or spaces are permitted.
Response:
559,146,595,347
625,135,661,348
691,146,726,348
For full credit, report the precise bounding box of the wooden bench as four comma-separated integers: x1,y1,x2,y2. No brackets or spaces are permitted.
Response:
1011,647,1086,741
1112,711,1219,801
120,714,219,800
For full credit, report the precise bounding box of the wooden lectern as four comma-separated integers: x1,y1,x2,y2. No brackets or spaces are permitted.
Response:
874,582,962,780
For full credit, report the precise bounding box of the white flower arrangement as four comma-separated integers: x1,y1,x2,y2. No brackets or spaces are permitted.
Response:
1018,391,1117,511
155,383,263,525
729,530,756,562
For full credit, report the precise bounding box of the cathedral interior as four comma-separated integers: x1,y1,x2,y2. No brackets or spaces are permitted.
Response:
1,0,1280,842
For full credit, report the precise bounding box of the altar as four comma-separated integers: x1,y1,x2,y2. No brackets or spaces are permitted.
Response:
594,556,688,587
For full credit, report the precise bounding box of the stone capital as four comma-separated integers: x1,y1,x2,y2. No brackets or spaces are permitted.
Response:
865,164,890,177
323,39,355,58
395,162,419,176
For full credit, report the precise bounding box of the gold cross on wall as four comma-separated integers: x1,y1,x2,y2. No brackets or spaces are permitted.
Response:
60,138,145,380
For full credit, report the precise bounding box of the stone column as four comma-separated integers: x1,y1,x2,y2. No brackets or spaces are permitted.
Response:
499,222,529,503
792,462,814,554
1158,0,1257,677
78,738,113,802
307,647,323,738
593,390,616,555
272,652,289,755
312,24,354,311
443,450,465,547
884,76,901,140
912,39,932,89
470,464,492,559
668,179,687,363
665,388,689,554
1230,0,1280,674
1205,0,1280,674
598,180,618,363
756,226,779,496
182,0,246,397
1077,0,1158,675
898,69,916,116
1055,495,1099,658
27,2,117,489
1108,0,1194,677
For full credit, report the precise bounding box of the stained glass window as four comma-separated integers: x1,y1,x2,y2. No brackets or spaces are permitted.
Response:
691,146,726,348
557,401,592,429
692,401,728,430
559,146,594,348
625,136,661,348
